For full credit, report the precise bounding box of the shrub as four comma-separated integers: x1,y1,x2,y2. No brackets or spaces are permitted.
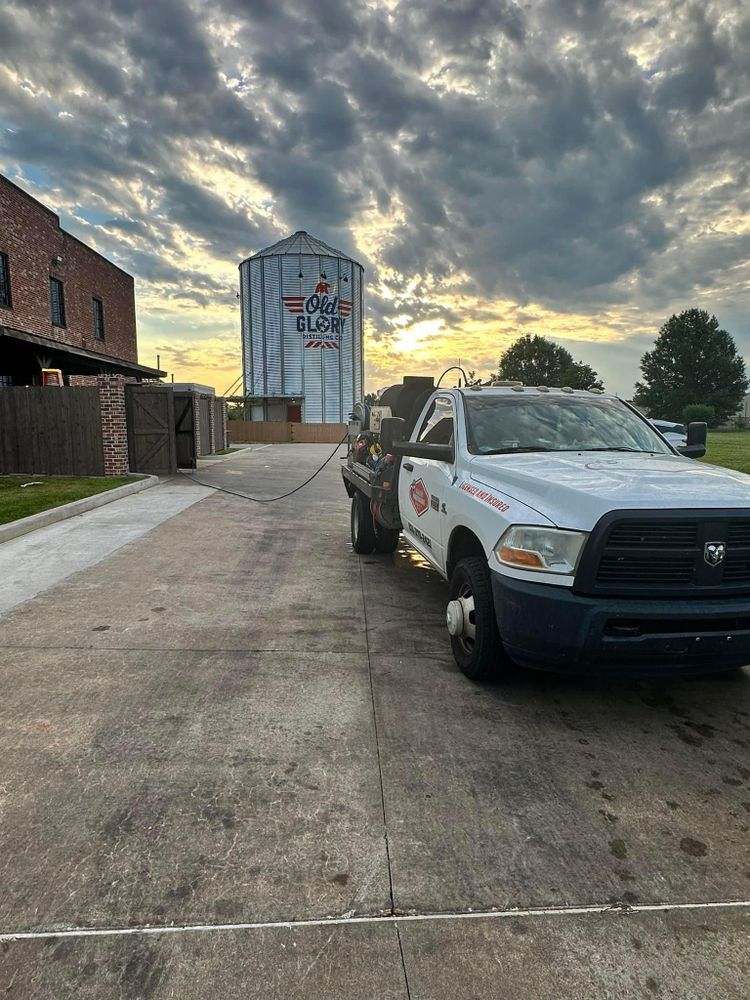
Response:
682,403,716,425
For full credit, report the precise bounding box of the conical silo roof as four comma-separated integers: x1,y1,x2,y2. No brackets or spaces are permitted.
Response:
241,231,362,267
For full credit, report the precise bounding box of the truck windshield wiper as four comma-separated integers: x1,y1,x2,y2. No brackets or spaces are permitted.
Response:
478,446,656,456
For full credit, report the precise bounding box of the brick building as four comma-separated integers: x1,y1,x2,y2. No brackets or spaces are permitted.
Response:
0,173,163,384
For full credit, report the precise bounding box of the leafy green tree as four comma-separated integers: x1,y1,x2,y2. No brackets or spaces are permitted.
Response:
497,334,604,390
633,310,748,426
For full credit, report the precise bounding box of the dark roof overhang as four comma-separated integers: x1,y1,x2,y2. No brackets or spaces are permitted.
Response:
0,327,166,379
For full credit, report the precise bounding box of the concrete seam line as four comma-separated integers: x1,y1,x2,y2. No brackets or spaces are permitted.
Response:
357,554,397,914
3,899,750,942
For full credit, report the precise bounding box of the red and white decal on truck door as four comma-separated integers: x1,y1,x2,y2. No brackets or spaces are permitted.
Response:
409,479,430,516
458,481,510,513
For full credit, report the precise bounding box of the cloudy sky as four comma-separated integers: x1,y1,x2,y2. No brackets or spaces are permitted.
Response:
1,0,748,395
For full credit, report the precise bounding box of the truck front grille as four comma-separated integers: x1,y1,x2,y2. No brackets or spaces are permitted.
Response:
576,512,750,596
597,554,695,585
605,521,699,549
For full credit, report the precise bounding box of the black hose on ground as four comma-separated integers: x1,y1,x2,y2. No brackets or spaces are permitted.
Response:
177,435,349,503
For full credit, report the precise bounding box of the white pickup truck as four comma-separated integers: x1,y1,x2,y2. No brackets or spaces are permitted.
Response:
343,376,750,680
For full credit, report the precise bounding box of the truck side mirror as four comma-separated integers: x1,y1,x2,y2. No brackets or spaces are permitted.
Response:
380,416,405,456
677,421,707,459
391,441,455,464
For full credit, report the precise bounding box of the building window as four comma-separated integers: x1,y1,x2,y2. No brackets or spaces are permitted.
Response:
93,297,105,340
50,277,66,326
0,253,11,309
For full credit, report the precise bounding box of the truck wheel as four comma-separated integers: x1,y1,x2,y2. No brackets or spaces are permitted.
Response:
351,492,377,554
375,523,400,554
446,556,502,680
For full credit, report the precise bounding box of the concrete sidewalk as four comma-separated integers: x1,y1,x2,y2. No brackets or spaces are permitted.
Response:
0,478,213,616
0,444,748,998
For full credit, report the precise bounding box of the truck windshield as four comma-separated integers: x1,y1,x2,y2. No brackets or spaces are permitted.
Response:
463,395,674,456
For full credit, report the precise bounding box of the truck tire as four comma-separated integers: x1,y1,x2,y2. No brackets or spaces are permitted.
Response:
375,523,400,554
447,556,502,680
351,491,377,554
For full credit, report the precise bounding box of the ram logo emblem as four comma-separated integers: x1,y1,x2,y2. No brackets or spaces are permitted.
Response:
704,541,726,566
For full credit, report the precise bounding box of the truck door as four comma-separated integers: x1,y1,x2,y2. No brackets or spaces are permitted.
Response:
399,395,455,571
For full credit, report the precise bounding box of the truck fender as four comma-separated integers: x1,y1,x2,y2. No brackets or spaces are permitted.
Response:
445,496,553,580
445,520,492,581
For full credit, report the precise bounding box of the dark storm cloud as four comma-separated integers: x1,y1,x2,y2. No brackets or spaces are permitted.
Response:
0,0,748,332
158,174,275,259
654,6,728,113
403,0,526,54
0,8,23,52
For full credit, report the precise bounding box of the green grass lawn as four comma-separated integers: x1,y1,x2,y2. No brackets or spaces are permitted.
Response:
0,476,135,525
701,431,750,475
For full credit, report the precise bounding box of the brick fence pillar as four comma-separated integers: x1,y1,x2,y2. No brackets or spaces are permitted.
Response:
207,395,216,454
97,375,130,476
219,398,228,449
192,393,201,457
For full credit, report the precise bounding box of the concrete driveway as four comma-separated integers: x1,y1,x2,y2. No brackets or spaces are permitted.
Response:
0,444,748,998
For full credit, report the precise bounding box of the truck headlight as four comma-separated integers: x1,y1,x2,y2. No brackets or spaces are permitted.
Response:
495,526,587,576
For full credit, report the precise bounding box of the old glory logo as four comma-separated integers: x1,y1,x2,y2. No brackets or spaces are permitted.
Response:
283,281,352,350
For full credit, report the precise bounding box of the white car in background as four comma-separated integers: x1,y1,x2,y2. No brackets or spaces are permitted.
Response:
651,419,688,448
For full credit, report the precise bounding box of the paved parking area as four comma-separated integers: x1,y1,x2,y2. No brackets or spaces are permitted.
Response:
0,444,748,997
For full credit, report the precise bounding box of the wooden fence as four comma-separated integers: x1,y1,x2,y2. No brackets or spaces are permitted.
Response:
0,387,104,475
228,421,347,444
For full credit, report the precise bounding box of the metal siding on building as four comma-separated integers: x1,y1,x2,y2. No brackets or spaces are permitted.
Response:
263,257,283,396
280,255,304,395
352,265,363,402
240,264,251,396
249,260,264,396
318,254,339,422
300,253,321,421
340,258,354,419
240,234,363,422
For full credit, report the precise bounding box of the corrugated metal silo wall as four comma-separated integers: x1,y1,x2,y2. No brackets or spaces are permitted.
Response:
240,253,364,421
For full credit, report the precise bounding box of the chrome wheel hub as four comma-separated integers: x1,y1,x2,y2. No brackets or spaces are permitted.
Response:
446,591,476,645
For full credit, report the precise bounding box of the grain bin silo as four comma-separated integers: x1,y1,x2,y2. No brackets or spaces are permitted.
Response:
239,232,364,423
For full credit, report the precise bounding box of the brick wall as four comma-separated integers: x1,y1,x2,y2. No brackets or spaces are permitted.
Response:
0,175,137,363
207,395,216,452
216,398,228,450
69,374,130,476
98,376,129,476
192,394,202,458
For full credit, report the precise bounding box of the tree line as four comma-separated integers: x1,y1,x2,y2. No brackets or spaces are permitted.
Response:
494,309,748,426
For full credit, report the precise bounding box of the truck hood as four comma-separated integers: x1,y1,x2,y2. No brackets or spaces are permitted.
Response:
470,452,750,530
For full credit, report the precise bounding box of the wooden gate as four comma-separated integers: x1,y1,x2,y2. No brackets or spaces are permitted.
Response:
125,385,176,474
174,392,196,469
212,397,226,452
198,396,211,456
0,386,104,475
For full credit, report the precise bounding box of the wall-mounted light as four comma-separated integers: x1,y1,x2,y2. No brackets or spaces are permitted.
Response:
52,255,63,265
